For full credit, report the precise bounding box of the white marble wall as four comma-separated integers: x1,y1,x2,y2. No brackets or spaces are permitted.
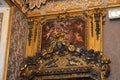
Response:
0,1,10,80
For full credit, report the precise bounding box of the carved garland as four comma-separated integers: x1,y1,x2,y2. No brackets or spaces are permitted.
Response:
19,34,110,80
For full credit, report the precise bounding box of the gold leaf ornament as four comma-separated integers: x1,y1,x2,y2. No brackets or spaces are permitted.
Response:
42,49,48,56
68,45,75,51
76,48,80,53
62,39,70,46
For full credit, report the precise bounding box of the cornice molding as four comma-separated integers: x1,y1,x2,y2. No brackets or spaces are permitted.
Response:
9,0,120,17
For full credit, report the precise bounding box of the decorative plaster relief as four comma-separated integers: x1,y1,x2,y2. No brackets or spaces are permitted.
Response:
11,0,119,14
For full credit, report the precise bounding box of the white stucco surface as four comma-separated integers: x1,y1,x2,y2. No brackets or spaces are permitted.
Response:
0,0,10,80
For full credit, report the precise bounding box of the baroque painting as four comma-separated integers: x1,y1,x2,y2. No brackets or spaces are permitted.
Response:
42,17,86,49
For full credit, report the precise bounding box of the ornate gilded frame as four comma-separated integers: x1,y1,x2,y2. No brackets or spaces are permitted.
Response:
17,8,111,80
25,8,106,57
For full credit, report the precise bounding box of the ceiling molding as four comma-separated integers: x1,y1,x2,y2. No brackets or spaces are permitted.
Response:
8,0,120,17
